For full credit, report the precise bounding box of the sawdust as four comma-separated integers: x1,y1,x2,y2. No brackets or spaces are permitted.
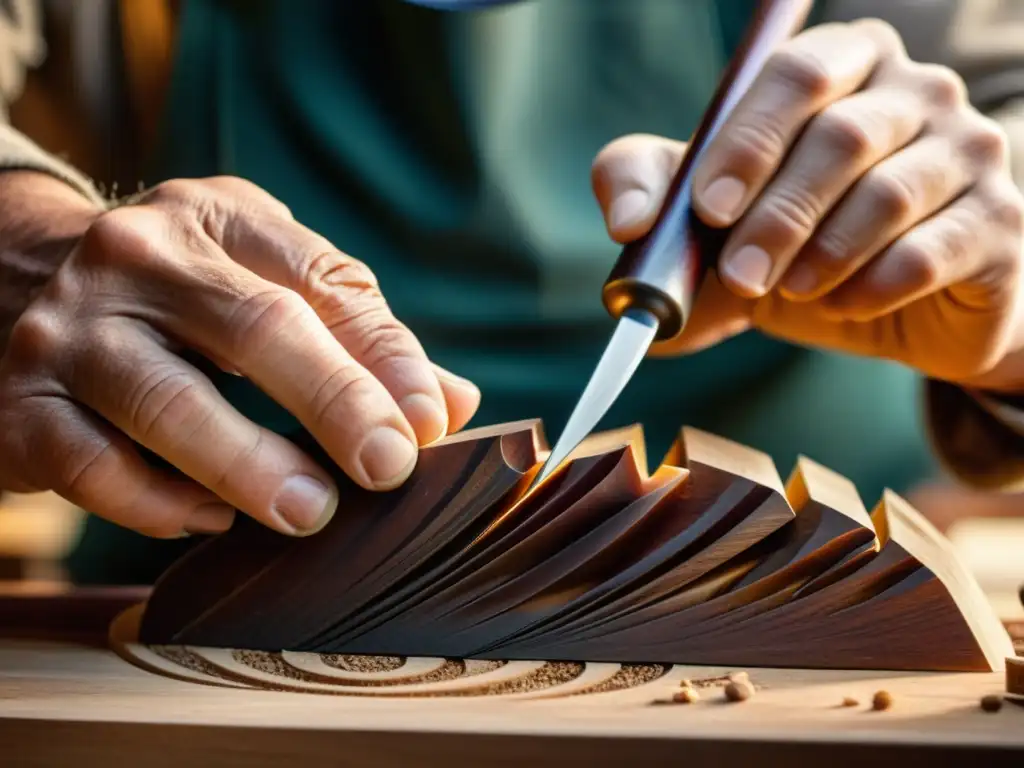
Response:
321,654,405,673
150,645,231,682
437,662,585,697
567,664,669,696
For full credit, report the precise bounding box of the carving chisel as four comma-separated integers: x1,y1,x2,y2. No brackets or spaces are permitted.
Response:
531,0,812,489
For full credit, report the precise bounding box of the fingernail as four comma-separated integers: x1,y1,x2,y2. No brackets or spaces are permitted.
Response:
781,264,818,297
608,188,651,232
273,475,337,534
398,393,448,445
183,503,236,534
700,176,747,222
722,245,772,295
359,426,417,488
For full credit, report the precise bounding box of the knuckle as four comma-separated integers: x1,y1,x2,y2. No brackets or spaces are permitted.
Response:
147,177,203,204
346,313,419,368
998,194,1024,234
862,169,916,221
934,219,972,271
960,115,1009,168
721,119,788,171
75,318,132,369
226,288,313,362
593,133,645,169
915,63,967,109
51,439,136,525
80,208,140,256
994,244,1024,278
55,442,107,500
812,105,876,162
126,366,210,445
806,229,855,266
886,238,940,287
758,185,822,239
983,183,1024,233
592,133,683,193
147,178,240,244
205,432,265,497
308,364,375,427
204,175,294,219
307,251,380,294
766,47,833,100
5,308,64,369
79,207,173,272
852,17,904,54
205,175,261,194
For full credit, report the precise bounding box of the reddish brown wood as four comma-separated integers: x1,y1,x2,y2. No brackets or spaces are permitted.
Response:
134,421,1014,672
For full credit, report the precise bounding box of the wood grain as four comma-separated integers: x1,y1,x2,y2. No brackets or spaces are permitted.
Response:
3,639,1024,768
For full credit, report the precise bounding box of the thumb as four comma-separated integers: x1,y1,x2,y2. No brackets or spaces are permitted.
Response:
592,136,752,357
592,133,688,244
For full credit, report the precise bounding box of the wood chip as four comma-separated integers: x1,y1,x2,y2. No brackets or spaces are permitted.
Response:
678,679,693,689
981,694,1003,713
724,680,753,702
672,687,700,704
872,690,893,711
841,697,859,708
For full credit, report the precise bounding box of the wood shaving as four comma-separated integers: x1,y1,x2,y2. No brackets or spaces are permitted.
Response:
872,690,893,711
980,694,1003,713
672,687,700,704
724,680,753,702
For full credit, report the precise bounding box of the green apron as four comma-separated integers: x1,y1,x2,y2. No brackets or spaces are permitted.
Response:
67,0,936,585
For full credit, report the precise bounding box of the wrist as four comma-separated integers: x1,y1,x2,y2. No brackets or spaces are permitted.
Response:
0,170,104,351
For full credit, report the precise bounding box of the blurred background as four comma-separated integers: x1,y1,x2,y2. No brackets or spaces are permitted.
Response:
0,0,1020,621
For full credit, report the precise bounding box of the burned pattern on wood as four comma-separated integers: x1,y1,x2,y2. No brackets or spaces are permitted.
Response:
138,420,1015,673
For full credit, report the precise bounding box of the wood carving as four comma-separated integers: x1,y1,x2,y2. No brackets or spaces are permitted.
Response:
131,420,1014,673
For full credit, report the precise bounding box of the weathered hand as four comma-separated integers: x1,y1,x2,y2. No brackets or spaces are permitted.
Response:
0,174,480,539
593,19,1024,389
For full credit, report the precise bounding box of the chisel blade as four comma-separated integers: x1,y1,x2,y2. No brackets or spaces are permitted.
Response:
529,308,659,490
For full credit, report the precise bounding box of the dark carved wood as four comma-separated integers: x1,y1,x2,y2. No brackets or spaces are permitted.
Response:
137,421,1014,672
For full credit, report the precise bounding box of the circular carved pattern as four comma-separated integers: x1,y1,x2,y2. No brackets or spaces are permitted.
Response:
109,606,671,699
130,644,670,699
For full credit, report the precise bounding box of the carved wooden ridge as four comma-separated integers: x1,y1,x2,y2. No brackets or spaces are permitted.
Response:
122,420,1015,677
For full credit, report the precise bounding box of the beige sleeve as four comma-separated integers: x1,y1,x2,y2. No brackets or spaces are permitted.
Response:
0,124,107,208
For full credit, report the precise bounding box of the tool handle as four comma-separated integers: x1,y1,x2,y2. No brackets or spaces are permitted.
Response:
602,0,813,341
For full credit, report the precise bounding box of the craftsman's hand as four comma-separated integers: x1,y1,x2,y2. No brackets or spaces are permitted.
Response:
593,19,1024,389
0,173,479,539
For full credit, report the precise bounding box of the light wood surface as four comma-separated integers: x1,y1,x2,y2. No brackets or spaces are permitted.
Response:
946,518,1024,621
2,638,1022,767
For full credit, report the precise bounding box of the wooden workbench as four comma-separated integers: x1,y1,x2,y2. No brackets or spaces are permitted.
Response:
2,585,1023,768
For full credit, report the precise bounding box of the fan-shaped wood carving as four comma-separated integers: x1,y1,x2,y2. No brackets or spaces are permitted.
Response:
135,420,1014,673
